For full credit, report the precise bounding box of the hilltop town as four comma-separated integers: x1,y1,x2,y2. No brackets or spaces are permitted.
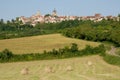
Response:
19,9,120,26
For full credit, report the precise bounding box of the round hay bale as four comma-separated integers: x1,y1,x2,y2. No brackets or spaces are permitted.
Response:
87,61,92,66
44,66,54,73
21,67,29,75
66,65,73,71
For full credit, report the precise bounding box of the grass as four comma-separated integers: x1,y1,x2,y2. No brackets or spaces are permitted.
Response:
0,55,120,80
1,34,119,80
0,34,100,54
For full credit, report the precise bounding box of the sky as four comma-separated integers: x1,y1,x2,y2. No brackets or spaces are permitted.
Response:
0,0,120,20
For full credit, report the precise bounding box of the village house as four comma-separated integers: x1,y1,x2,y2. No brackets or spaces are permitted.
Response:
19,10,120,26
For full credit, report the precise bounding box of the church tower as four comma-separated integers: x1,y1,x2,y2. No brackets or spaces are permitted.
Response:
52,9,57,16
36,10,41,16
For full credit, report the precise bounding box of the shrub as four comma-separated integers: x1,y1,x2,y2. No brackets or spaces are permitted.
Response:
0,49,13,60
70,43,78,52
0,44,107,63
97,44,106,56
82,45,94,55
103,54,120,66
63,46,70,52
51,48,59,56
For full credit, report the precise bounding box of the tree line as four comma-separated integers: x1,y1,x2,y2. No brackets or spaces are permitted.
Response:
62,20,120,46
1,18,120,41
0,18,85,39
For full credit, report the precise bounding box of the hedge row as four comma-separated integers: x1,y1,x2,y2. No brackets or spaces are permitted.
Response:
103,54,120,66
0,43,105,63
0,44,120,67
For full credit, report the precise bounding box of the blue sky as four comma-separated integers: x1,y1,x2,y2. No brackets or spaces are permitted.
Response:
0,0,120,20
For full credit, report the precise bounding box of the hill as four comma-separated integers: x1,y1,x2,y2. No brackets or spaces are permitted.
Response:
0,34,100,54
0,55,120,80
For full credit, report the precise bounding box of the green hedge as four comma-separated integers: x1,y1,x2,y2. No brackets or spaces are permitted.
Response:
103,54,120,66
0,44,105,63
1,43,120,67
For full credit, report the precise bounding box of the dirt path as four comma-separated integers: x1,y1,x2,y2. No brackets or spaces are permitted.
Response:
107,46,120,57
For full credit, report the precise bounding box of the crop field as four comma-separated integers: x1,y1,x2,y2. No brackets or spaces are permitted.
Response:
0,55,120,80
0,34,100,54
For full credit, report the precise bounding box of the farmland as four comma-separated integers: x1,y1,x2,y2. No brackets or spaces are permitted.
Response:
0,55,120,80
0,34,100,54
0,1,120,80
0,34,120,80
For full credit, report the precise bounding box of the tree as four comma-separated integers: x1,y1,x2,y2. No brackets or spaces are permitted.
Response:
118,14,120,17
11,19,15,23
70,43,78,52
118,14,120,22
0,49,13,60
45,14,51,17
0,19,4,24
7,20,10,24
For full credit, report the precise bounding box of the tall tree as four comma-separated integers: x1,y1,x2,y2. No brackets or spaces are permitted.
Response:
0,19,4,24
118,14,120,17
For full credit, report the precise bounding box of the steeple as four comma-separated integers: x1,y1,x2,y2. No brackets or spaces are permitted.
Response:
52,8,57,16
36,10,41,16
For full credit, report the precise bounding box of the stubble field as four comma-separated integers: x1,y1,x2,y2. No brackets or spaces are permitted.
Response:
0,55,120,80
0,34,100,54
0,34,120,80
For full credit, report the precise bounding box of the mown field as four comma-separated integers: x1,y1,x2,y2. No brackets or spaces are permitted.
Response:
0,34,100,54
0,34,120,80
0,55,120,80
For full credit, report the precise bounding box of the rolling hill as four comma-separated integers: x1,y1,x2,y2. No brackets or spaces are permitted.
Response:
0,34,120,80
0,34,100,54
0,55,120,80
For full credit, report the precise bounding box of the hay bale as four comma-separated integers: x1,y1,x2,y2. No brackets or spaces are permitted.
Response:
40,77,46,80
66,65,73,71
21,67,29,75
87,61,92,66
44,66,54,73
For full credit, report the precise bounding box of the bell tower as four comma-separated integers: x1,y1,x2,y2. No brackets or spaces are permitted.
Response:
36,10,41,16
52,9,57,16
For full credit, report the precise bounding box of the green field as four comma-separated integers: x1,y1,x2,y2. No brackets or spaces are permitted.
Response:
0,34,100,54
0,55,120,80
